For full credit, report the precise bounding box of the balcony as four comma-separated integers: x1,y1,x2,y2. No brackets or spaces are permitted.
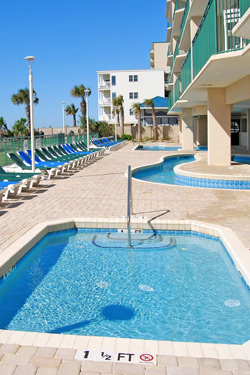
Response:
99,82,110,90
167,44,173,66
169,0,250,112
99,98,111,106
179,0,209,51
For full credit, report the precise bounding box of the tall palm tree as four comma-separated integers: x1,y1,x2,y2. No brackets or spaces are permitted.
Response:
11,88,39,135
144,98,157,140
71,84,91,121
116,95,124,134
65,104,79,127
132,103,142,141
112,97,120,127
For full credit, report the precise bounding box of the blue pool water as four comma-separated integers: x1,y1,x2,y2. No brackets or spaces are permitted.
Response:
133,155,195,185
136,145,207,151
0,229,250,344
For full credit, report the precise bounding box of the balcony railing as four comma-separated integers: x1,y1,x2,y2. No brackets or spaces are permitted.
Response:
169,90,174,111
179,0,249,98
180,0,190,39
99,82,110,89
181,48,191,94
174,75,181,103
173,0,179,21
99,98,111,105
240,0,249,16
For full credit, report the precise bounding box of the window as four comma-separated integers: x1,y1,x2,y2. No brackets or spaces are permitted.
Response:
129,92,138,99
129,109,134,115
129,75,138,82
112,92,116,99
111,76,116,86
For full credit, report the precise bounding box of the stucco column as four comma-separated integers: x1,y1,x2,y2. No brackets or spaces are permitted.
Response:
247,109,250,151
181,108,194,150
208,88,231,166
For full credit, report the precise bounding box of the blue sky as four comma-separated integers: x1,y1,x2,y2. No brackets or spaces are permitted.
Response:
0,0,167,129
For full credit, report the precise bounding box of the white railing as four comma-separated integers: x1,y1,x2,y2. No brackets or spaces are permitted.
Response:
99,82,110,89
99,98,111,105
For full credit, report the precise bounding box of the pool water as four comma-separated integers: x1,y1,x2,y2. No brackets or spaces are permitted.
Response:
136,145,207,151
0,229,250,344
133,155,195,184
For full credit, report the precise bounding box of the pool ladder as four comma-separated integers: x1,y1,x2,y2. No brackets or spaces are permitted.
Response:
127,165,133,248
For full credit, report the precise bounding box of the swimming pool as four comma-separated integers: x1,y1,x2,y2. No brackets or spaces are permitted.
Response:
136,145,207,151
133,155,195,185
0,228,250,344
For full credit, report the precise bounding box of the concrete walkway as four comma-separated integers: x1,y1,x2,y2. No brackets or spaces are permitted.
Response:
1,142,250,374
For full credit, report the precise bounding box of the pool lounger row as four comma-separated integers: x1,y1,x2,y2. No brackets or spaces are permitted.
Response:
0,173,42,202
8,146,104,179
91,137,126,151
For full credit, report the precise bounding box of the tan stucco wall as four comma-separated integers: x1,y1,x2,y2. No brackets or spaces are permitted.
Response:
37,126,83,135
181,108,194,150
226,75,250,105
116,124,180,142
208,88,231,166
196,115,207,145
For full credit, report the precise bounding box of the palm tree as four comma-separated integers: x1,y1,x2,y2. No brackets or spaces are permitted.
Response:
71,84,91,121
112,97,120,127
116,95,124,134
132,103,142,141
12,118,28,136
65,104,79,127
11,88,39,135
144,98,157,140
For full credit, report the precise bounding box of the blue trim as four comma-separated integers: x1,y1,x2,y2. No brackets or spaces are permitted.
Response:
175,174,250,190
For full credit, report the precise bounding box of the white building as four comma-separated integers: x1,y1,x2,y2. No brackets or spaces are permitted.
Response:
97,70,166,125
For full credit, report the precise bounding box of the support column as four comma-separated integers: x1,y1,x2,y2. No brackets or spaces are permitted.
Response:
208,88,231,166
181,108,194,150
247,109,250,151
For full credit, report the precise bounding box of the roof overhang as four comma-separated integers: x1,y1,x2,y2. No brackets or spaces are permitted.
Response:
172,44,250,110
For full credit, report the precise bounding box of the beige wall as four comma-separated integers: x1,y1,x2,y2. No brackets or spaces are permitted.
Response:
181,108,194,150
195,115,207,145
37,126,83,135
208,88,231,166
151,43,169,71
117,124,180,142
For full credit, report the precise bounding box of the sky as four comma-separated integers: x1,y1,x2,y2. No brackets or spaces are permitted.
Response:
0,0,167,129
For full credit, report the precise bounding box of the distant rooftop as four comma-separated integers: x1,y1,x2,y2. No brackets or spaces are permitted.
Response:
140,96,169,108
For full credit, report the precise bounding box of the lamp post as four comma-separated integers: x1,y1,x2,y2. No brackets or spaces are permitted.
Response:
24,56,36,173
114,106,117,142
84,89,90,151
61,101,66,134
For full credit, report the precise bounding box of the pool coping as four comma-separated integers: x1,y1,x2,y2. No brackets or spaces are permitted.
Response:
131,152,250,190
1,217,250,359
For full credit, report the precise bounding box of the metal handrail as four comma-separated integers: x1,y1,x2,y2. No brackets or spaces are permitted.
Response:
127,165,133,248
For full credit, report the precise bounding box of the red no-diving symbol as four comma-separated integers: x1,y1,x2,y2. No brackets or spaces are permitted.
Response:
140,354,154,362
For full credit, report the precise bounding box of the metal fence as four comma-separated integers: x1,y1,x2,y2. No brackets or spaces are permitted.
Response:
0,132,98,166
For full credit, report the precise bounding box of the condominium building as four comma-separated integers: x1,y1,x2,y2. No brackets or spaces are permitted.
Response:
97,70,165,125
150,42,169,70
166,0,250,166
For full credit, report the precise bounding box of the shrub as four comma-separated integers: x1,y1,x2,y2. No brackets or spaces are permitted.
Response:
121,134,134,141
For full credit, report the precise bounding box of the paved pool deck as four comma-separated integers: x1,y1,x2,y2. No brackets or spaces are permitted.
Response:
1,142,250,374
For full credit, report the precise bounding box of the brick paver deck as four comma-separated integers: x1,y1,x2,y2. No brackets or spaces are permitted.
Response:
1,142,250,374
